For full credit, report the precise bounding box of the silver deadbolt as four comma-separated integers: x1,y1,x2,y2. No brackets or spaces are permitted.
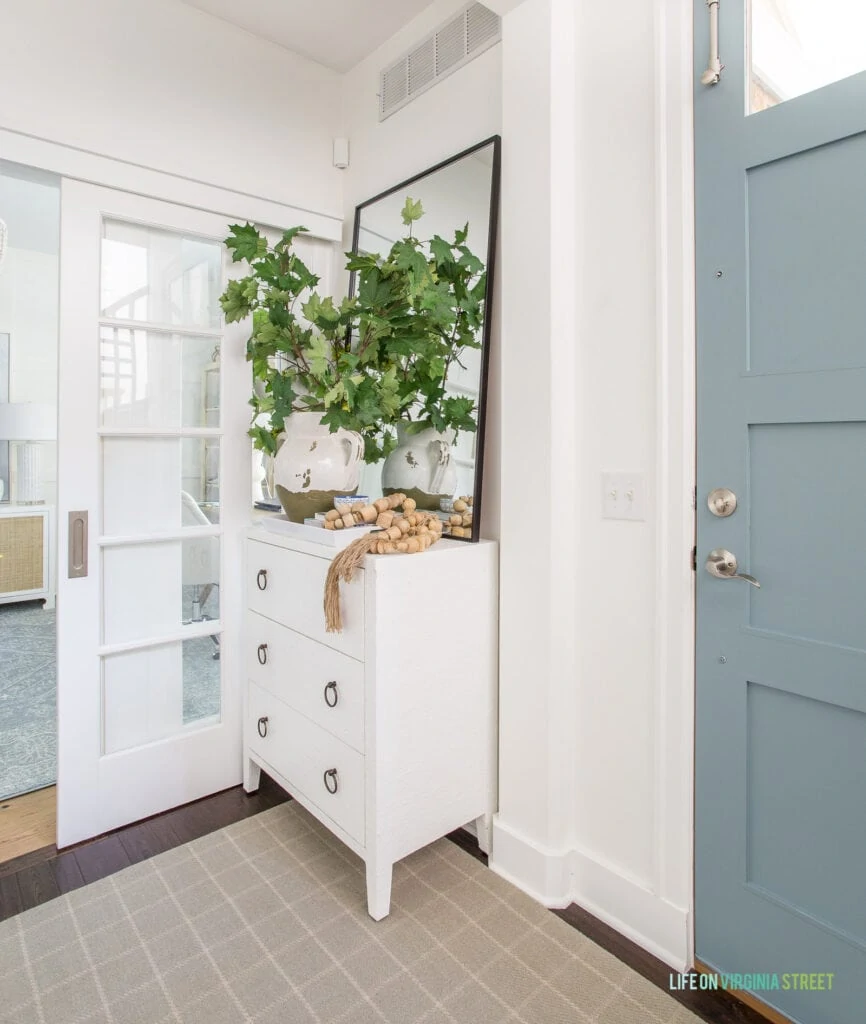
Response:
707,488,737,517
705,549,760,587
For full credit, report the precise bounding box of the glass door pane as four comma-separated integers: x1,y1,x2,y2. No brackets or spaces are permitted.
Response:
98,218,223,754
101,220,222,327
750,0,866,112
100,328,221,429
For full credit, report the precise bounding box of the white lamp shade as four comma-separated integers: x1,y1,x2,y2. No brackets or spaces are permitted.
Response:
0,402,57,441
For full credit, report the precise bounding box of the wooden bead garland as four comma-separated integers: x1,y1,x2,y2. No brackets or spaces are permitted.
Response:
323,493,445,632
442,495,473,538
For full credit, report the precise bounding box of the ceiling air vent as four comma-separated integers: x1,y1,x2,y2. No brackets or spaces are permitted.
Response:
378,3,501,121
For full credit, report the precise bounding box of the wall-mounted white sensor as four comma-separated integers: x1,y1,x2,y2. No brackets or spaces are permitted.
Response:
333,137,350,170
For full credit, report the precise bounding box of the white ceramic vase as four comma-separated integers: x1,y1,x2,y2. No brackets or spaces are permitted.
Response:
272,411,364,522
381,424,457,509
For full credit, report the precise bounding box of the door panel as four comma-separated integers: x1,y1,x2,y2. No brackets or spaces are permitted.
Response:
747,135,866,375
57,180,247,847
695,2,866,1022
746,682,866,943
748,422,866,649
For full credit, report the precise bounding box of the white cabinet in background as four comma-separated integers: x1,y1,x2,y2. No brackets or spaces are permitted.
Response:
0,504,53,608
243,528,498,919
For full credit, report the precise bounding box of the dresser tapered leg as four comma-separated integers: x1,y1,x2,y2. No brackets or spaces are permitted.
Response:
475,813,492,855
366,859,393,920
243,757,261,794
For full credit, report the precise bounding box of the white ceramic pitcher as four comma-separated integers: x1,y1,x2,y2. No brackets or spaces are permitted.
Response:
381,424,457,509
273,411,364,522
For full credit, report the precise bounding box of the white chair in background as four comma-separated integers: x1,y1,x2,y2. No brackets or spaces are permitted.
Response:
180,492,219,656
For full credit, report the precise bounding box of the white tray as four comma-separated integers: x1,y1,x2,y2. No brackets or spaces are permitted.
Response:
258,514,381,548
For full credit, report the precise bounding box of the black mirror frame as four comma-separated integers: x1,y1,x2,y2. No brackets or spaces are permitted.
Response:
350,135,501,543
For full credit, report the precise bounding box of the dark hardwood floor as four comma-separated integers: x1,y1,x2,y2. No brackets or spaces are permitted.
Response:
0,772,288,919
0,778,774,1024
551,904,777,1024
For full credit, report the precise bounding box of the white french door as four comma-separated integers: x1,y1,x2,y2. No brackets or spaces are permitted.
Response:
56,181,248,847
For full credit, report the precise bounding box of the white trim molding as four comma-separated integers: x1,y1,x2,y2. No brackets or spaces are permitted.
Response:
492,0,696,972
491,816,691,972
652,0,696,967
0,128,343,241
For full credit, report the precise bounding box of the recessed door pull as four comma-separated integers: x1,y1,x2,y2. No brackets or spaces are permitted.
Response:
68,511,89,578
705,549,760,587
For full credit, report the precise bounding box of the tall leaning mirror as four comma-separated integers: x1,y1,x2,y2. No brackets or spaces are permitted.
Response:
352,136,500,542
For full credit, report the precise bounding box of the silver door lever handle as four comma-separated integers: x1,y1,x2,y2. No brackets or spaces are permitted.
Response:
705,549,760,587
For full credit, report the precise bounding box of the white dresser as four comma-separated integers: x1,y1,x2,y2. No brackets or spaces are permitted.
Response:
243,528,498,919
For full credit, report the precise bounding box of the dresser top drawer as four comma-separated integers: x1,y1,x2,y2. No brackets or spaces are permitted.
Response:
247,538,365,660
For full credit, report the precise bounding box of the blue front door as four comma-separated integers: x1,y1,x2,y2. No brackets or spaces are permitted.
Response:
694,3,866,1022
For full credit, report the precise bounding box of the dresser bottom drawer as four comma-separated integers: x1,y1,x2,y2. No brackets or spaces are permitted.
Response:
247,682,365,844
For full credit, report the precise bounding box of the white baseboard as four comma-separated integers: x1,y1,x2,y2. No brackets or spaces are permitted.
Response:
490,815,690,971
489,815,572,906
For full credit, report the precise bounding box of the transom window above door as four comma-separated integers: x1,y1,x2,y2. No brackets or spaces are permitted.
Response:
750,0,866,112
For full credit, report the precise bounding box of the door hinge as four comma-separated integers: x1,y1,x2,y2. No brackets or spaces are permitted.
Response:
691,545,697,571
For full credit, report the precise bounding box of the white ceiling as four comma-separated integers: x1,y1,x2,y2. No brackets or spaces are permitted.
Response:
180,0,437,72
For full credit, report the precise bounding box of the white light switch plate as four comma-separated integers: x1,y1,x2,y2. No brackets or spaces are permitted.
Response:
602,472,647,521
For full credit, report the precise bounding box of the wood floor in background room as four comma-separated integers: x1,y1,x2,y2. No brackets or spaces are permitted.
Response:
0,785,55,862
0,773,776,1024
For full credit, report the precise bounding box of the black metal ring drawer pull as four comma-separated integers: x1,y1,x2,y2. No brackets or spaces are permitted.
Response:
257,716,269,738
323,768,338,794
257,643,268,665
323,681,338,707
256,568,268,591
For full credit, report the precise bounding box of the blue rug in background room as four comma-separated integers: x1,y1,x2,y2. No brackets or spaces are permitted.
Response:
0,592,221,802
0,600,56,801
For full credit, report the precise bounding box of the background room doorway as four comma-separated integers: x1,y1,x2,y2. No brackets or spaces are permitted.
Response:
0,161,60,861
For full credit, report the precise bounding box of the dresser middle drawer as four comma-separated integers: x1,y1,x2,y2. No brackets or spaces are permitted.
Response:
246,613,365,753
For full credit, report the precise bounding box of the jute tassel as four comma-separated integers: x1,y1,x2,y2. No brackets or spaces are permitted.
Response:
323,502,444,633
324,531,381,633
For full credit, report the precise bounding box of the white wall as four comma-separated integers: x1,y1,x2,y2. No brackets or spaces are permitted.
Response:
341,0,502,219
341,1,694,969
341,0,502,531
0,0,343,219
490,0,694,970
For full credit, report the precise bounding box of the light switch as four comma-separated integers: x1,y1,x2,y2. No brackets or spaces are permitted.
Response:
602,472,647,521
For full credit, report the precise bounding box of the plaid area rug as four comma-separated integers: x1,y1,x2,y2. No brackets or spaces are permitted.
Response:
0,801,700,1024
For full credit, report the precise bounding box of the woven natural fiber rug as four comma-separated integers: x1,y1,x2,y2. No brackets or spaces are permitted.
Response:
0,802,700,1024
